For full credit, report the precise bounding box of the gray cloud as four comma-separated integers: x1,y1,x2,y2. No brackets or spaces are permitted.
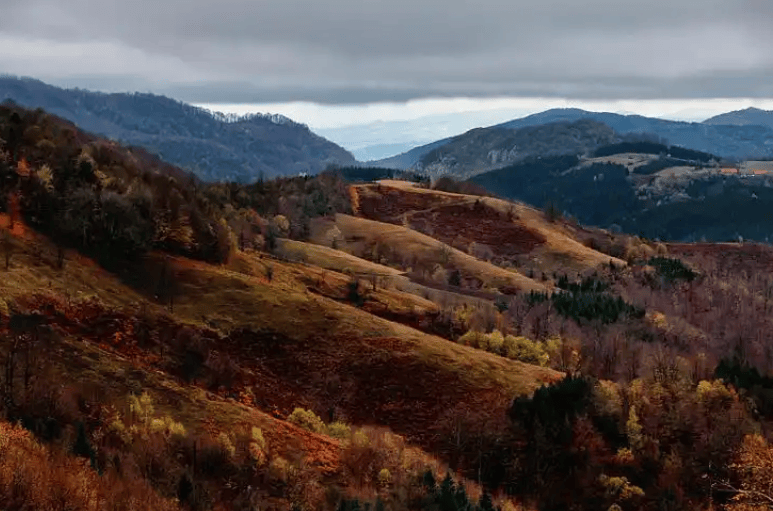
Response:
1,0,772,103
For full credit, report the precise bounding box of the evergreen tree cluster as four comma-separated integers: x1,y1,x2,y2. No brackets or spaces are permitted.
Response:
593,141,716,162
419,470,498,511
556,274,609,294
648,257,697,283
550,289,644,325
335,470,498,511
331,166,428,184
510,375,592,442
527,277,643,325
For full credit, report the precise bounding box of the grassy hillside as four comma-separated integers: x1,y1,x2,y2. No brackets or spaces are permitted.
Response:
5,103,773,511
352,180,624,274
0,209,555,509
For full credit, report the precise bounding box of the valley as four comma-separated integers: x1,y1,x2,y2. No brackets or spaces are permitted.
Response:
2,98,773,511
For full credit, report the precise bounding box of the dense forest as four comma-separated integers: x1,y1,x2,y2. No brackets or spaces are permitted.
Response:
331,166,429,184
0,104,353,269
469,153,773,243
0,76,356,182
469,156,640,228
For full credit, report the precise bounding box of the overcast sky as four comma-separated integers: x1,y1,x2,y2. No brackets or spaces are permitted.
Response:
2,0,773,134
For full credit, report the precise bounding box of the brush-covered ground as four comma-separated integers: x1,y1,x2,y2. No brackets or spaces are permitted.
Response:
2,104,773,511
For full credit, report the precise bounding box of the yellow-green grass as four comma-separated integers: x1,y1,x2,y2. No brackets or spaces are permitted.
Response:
273,238,492,312
332,213,547,293
0,224,147,310
276,238,405,277
357,181,625,274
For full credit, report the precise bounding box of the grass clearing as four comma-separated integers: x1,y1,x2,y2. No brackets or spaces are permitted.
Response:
333,213,546,293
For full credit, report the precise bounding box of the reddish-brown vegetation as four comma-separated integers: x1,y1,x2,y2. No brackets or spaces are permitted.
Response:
6,102,773,511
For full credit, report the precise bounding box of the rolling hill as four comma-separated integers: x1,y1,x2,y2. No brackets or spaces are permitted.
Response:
370,107,773,178
4,102,773,511
703,106,773,129
497,108,773,159
370,119,618,178
0,102,573,510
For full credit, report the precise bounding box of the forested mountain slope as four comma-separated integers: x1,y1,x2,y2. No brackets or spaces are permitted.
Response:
0,76,355,182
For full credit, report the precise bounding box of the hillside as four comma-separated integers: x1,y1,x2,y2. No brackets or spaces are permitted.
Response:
372,107,773,176
496,108,773,160
0,76,355,182
0,102,567,510
371,119,617,179
6,102,773,511
367,137,452,170
350,180,624,274
703,106,773,128
466,142,773,244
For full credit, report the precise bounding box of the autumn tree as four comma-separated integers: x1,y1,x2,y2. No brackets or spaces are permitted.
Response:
720,434,773,510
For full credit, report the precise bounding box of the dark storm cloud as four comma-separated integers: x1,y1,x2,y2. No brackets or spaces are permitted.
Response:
1,0,773,103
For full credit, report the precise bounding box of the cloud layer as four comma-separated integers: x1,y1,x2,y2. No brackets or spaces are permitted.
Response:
1,0,772,103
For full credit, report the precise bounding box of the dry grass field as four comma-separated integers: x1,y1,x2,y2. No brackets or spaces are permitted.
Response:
0,208,559,510
352,181,625,274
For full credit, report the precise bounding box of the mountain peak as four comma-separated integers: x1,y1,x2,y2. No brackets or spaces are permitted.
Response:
702,106,773,128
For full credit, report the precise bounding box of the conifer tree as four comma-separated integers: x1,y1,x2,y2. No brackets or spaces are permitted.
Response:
478,492,495,511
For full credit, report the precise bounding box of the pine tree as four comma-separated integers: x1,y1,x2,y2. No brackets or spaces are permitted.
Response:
478,492,495,511
72,421,97,470
439,473,458,511
454,484,471,511
177,472,194,505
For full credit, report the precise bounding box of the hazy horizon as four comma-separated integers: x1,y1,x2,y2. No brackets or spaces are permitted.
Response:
5,0,773,159
7,72,773,160
195,96,773,160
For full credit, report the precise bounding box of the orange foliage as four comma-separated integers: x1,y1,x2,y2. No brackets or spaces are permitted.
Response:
14,158,30,177
0,420,178,511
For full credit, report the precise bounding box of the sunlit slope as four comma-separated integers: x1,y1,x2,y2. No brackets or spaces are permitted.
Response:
353,181,625,273
329,213,547,293
160,251,559,448
0,219,558,479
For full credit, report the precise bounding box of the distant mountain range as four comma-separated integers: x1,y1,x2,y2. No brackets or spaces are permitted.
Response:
0,76,355,182
7,75,773,184
372,107,773,177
